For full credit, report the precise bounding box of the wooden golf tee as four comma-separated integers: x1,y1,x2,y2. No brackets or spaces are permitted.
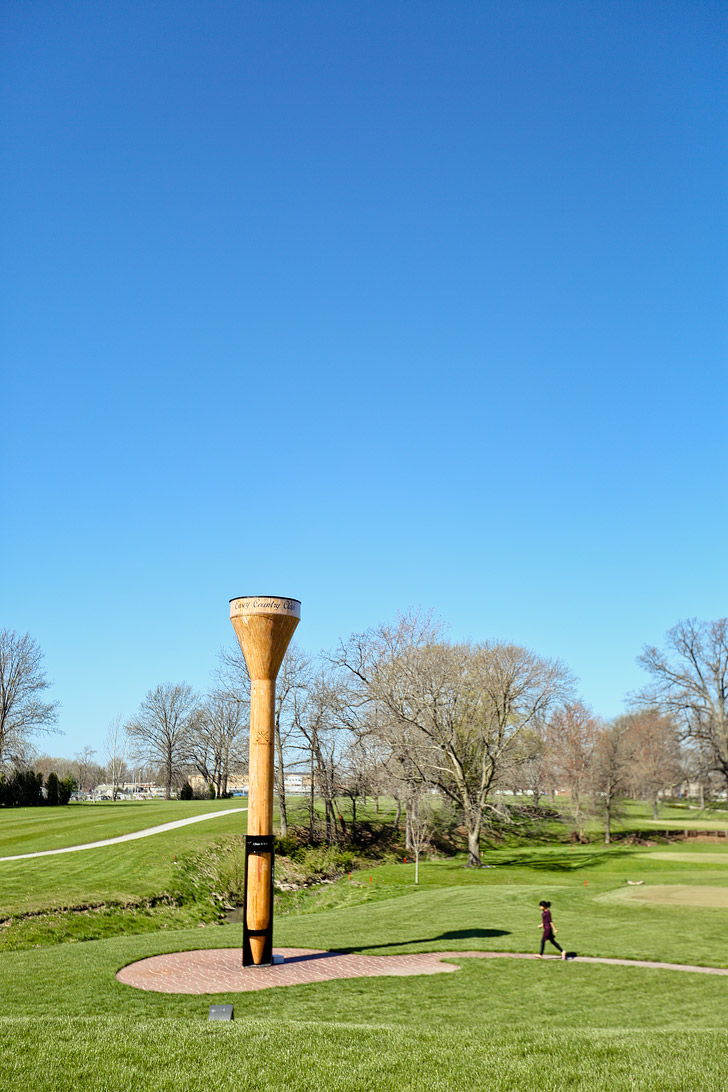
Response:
229,596,300,966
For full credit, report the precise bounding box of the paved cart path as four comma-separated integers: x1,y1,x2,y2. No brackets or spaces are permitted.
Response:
116,947,728,994
0,808,247,862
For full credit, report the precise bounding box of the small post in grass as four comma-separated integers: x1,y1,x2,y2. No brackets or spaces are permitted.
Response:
230,596,300,967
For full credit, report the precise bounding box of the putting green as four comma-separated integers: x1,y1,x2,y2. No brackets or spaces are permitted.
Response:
637,851,728,865
610,884,728,909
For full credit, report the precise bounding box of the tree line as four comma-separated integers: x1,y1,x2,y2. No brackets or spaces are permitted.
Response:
0,768,76,807
1,618,727,856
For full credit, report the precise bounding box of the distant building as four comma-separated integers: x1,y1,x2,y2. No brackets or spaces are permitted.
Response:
187,772,310,796
90,782,168,800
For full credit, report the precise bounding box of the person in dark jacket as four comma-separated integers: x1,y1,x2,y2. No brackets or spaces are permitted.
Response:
538,900,566,959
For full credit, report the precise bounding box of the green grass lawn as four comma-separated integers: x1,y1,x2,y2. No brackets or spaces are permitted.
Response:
0,798,244,856
588,798,728,835
1,915,727,1090
4,1018,725,1092
0,804,248,915
2,802,728,1090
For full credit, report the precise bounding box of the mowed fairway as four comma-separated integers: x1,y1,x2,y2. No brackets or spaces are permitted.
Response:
0,802,248,913
2,805,728,1091
0,799,245,857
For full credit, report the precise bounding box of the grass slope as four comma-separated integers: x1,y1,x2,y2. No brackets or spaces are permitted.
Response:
2,804,728,1090
0,799,243,856
1,929,727,1091
0,808,249,915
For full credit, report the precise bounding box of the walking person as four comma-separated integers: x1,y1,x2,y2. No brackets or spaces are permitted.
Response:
538,899,566,959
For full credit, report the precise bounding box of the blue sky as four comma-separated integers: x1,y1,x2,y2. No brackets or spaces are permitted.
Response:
1,0,726,758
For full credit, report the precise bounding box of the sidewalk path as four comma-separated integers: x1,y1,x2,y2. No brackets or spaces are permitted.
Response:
0,808,247,862
116,947,728,995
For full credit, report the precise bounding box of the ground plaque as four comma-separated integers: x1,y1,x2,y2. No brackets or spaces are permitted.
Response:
208,1005,234,1020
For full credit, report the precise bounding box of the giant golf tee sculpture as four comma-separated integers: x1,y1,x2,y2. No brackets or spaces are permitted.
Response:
229,596,300,966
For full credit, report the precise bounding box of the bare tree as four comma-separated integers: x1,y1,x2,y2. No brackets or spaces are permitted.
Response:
0,629,59,766
681,741,719,809
125,683,201,798
338,735,378,842
408,786,435,885
334,611,573,866
32,753,78,780
293,665,343,843
190,695,247,797
509,727,551,805
591,720,631,843
623,708,683,819
104,717,128,800
215,643,252,711
272,645,311,837
547,702,600,834
75,745,98,794
374,718,438,849
636,618,728,791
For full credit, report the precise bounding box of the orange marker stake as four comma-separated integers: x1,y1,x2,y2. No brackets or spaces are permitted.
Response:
369,876,373,883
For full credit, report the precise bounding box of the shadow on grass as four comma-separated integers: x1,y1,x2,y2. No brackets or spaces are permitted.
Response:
340,928,511,953
487,849,638,872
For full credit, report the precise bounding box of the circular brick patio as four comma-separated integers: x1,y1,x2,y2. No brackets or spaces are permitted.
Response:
115,948,728,994
116,948,462,993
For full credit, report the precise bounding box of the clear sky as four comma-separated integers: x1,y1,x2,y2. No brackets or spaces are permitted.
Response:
1,0,726,759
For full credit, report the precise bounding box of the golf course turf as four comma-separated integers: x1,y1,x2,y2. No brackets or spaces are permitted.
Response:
1,800,727,1090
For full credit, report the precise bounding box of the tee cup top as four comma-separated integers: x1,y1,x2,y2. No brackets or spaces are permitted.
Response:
229,597,301,681
229,597,301,619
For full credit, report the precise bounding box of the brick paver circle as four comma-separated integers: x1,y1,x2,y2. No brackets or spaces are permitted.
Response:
115,948,728,994
116,948,461,993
